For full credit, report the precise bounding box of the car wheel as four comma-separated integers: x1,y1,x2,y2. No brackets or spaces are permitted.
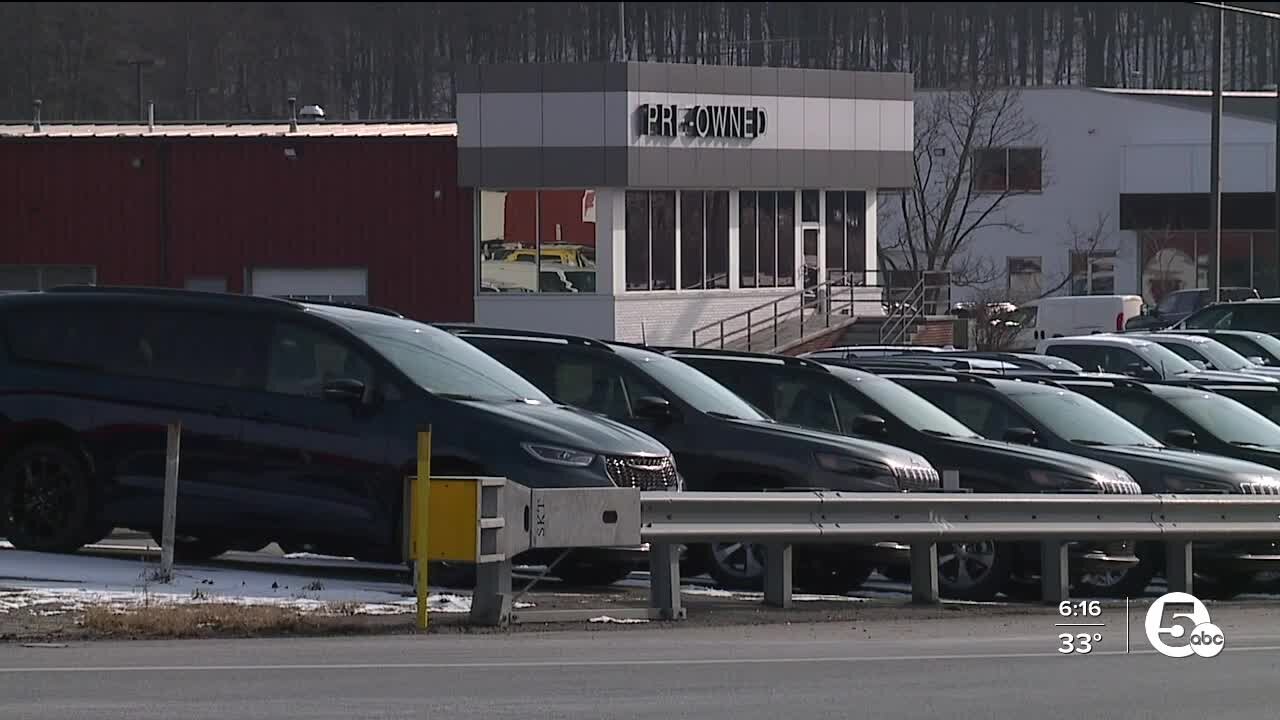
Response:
703,541,767,591
555,559,634,587
937,540,1013,602
1195,570,1257,600
0,443,97,553
794,558,874,595
1076,554,1159,599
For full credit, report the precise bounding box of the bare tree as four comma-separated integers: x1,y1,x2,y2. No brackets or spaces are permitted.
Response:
879,70,1047,292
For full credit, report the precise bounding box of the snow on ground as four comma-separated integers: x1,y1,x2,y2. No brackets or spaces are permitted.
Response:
0,549,533,617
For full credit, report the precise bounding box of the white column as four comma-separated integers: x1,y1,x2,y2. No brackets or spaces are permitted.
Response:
864,190,879,284
605,189,627,296
728,190,741,290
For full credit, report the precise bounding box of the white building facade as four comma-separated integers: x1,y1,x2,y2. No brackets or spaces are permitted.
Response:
887,87,1280,306
457,61,914,345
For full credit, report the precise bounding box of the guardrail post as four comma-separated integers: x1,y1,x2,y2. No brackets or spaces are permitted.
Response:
763,544,792,608
910,542,939,604
470,559,514,626
158,422,181,583
1040,540,1070,605
649,543,683,620
1165,540,1194,594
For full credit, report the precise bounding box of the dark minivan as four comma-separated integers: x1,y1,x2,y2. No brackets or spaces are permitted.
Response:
439,325,942,593
665,348,1142,601
0,288,678,585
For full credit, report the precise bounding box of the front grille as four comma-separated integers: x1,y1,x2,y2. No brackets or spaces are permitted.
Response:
1239,482,1280,495
1098,479,1143,495
894,466,940,491
605,455,679,491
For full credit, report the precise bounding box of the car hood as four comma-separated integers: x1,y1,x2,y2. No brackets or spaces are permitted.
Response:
452,399,672,457
942,435,1128,477
1086,444,1280,483
726,417,936,471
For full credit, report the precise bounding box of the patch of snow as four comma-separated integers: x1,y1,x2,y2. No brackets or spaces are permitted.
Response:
589,615,649,624
282,552,359,561
0,548,533,617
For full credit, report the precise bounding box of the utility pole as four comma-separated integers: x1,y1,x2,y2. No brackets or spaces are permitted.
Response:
118,58,156,121
1208,8,1223,304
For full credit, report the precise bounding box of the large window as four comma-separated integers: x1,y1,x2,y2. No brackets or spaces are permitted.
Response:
680,191,730,289
479,190,597,294
1070,250,1117,295
625,191,676,291
0,265,95,291
974,147,1043,192
740,191,796,289
824,191,865,281
1007,256,1042,297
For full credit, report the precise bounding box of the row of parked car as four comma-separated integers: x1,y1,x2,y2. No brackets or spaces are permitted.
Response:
4,287,1280,602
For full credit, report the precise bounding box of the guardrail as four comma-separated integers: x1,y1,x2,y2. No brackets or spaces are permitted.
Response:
639,491,1280,619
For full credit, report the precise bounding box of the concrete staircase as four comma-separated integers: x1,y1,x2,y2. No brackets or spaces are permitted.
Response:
690,280,886,355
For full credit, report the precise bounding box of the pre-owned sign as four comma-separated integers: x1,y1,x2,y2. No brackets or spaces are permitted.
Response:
638,104,767,139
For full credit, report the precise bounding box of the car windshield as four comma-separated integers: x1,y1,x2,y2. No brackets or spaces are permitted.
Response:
1221,334,1280,365
1007,388,1163,447
1130,342,1199,375
329,313,553,403
1166,392,1280,447
1163,338,1253,371
614,346,770,421
832,368,981,438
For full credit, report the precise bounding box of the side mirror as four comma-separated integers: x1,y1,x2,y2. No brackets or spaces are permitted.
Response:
1166,429,1199,450
1003,427,1039,446
852,414,888,436
1248,356,1266,366
322,378,367,405
1189,359,1210,371
634,396,674,421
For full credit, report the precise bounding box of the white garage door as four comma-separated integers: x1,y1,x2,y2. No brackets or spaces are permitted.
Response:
249,268,368,304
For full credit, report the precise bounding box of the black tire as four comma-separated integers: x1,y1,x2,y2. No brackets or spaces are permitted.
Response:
1076,550,1159,599
0,443,97,553
794,558,874,595
1196,570,1257,601
555,559,634,587
702,541,767,591
937,540,1014,602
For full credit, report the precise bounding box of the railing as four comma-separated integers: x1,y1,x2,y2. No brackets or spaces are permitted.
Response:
641,490,1280,618
878,277,925,345
689,271,872,351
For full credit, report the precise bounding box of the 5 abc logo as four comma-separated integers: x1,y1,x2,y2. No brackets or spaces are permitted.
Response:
1144,592,1226,659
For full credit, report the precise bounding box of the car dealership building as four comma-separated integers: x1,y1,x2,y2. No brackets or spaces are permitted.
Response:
0,61,913,347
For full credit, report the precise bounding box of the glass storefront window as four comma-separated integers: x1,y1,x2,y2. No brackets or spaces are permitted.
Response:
825,191,865,282
479,190,597,294
678,190,731,290
625,190,676,291
741,191,796,289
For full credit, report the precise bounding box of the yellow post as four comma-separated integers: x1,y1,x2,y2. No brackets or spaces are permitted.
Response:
414,426,432,630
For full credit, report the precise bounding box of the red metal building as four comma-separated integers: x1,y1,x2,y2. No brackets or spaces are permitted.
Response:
0,121,473,322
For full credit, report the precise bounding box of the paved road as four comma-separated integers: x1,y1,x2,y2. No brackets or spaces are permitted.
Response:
4,605,1280,720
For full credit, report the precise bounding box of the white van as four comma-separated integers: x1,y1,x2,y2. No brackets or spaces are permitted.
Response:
1002,295,1144,351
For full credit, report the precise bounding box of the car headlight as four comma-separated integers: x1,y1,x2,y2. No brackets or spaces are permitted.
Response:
1027,469,1103,491
521,442,595,467
815,452,893,477
1162,475,1237,494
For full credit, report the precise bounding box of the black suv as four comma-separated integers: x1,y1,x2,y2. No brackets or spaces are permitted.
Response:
0,287,678,586
439,326,942,592
1125,287,1259,332
878,368,1280,598
1175,298,1280,336
664,348,1141,601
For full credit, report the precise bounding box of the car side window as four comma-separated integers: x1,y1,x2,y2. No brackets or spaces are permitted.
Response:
772,378,840,434
1047,345,1100,372
830,387,875,434
1105,395,1177,439
1161,344,1205,366
548,354,635,420
1101,348,1151,374
266,322,374,398
922,388,1016,438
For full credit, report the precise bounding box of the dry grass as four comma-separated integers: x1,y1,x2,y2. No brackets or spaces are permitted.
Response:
81,603,341,639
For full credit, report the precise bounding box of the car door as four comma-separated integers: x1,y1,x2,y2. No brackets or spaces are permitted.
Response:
235,315,394,546
5,301,253,537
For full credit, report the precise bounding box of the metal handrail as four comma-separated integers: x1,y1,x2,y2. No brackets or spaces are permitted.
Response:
878,278,925,345
690,271,867,351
